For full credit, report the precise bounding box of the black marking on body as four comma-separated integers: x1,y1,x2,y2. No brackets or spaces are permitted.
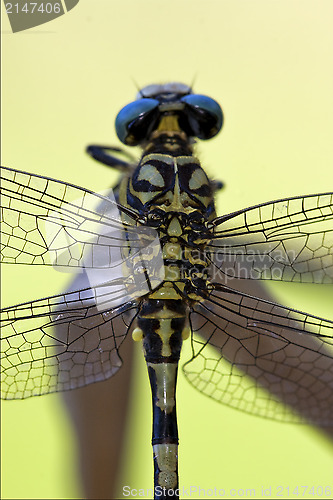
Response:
123,153,216,218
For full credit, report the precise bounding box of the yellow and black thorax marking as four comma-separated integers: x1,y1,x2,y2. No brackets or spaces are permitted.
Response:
119,152,216,304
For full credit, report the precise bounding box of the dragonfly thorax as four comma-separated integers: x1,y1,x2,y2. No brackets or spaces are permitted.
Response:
118,150,216,303
119,153,216,218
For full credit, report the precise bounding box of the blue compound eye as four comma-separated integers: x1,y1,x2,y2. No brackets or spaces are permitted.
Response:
115,98,160,145
180,94,223,140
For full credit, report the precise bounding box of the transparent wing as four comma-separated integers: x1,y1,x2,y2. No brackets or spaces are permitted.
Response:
1,276,139,400
184,284,333,425
208,193,333,283
0,166,159,270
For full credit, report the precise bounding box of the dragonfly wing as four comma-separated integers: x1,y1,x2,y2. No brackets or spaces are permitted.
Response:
0,166,160,271
209,193,333,283
184,283,333,425
1,275,138,399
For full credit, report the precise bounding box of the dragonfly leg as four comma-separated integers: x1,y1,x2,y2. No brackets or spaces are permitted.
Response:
210,179,224,192
86,144,137,172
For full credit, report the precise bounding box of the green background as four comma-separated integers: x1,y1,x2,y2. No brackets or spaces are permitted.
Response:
2,0,333,498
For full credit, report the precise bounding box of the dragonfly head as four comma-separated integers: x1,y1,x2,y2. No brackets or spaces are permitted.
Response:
115,82,224,147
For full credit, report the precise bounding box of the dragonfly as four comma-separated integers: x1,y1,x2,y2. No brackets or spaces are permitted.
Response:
1,82,333,500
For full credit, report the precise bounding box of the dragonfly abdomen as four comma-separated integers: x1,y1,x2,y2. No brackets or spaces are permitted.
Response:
133,300,187,498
